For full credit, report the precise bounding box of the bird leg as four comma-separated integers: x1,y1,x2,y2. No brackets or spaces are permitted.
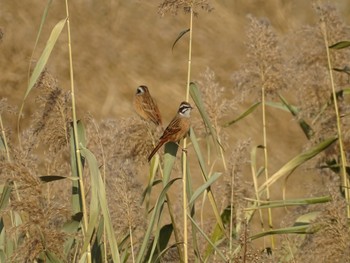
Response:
175,141,187,153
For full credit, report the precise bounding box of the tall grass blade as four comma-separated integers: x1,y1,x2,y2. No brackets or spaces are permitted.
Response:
136,177,181,263
0,181,16,261
69,121,86,215
0,181,13,211
153,242,184,263
163,142,178,185
17,0,55,142
78,253,87,263
31,0,54,61
189,128,206,175
141,180,162,206
0,135,6,153
250,225,314,240
294,211,321,226
80,146,121,263
172,28,190,51
143,155,160,211
62,211,83,257
24,18,67,101
187,216,226,262
143,223,173,263
277,94,314,139
332,66,350,75
39,175,74,182
157,142,184,261
64,121,87,258
81,168,99,254
329,41,350,49
204,206,233,261
62,212,83,232
190,128,224,231
0,219,6,262
223,102,261,127
185,161,202,262
188,172,222,206
190,82,220,148
259,136,337,193
244,196,331,210
312,88,350,124
91,220,105,263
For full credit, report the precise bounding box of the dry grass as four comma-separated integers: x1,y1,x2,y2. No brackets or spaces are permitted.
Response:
1,1,350,262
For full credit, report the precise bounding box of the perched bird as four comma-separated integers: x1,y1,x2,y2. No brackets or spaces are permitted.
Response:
148,101,193,162
133,85,162,127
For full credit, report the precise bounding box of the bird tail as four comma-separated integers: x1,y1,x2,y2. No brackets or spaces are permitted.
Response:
148,140,165,162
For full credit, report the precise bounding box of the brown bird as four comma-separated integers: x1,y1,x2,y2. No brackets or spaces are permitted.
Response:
133,85,162,127
148,101,193,162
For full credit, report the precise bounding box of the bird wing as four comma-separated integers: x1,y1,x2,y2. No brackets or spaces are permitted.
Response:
142,99,162,126
160,117,181,141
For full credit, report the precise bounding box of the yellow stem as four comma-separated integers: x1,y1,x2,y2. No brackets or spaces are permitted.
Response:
321,21,350,217
261,73,274,249
182,6,193,263
64,1,91,262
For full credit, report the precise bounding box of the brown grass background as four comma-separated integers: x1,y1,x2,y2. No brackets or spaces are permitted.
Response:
1,0,348,119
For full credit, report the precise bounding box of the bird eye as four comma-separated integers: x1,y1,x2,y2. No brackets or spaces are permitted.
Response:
136,87,144,94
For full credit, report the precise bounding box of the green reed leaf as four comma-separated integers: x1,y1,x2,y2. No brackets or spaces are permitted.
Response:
332,66,350,75
265,101,296,112
294,211,321,226
0,219,5,263
0,181,13,212
80,146,121,263
136,177,181,263
63,212,82,257
188,215,226,262
0,187,17,261
189,128,207,176
329,41,350,49
190,82,220,149
39,175,77,182
312,88,350,125
153,242,184,263
91,218,105,262
81,156,99,254
245,196,331,210
224,102,260,127
185,161,201,262
69,121,86,215
62,212,82,233
204,206,233,261
250,225,314,240
78,253,87,263
144,223,173,263
0,135,5,153
144,154,160,210
277,94,314,139
163,142,178,185
259,136,337,193
142,179,162,207
189,172,222,206
24,18,66,101
172,28,190,51
32,0,53,54
190,128,225,231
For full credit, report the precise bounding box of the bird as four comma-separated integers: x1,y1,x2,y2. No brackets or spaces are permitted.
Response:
148,101,193,162
133,85,162,127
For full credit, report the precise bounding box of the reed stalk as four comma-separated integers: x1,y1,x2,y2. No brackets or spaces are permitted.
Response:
64,0,91,262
